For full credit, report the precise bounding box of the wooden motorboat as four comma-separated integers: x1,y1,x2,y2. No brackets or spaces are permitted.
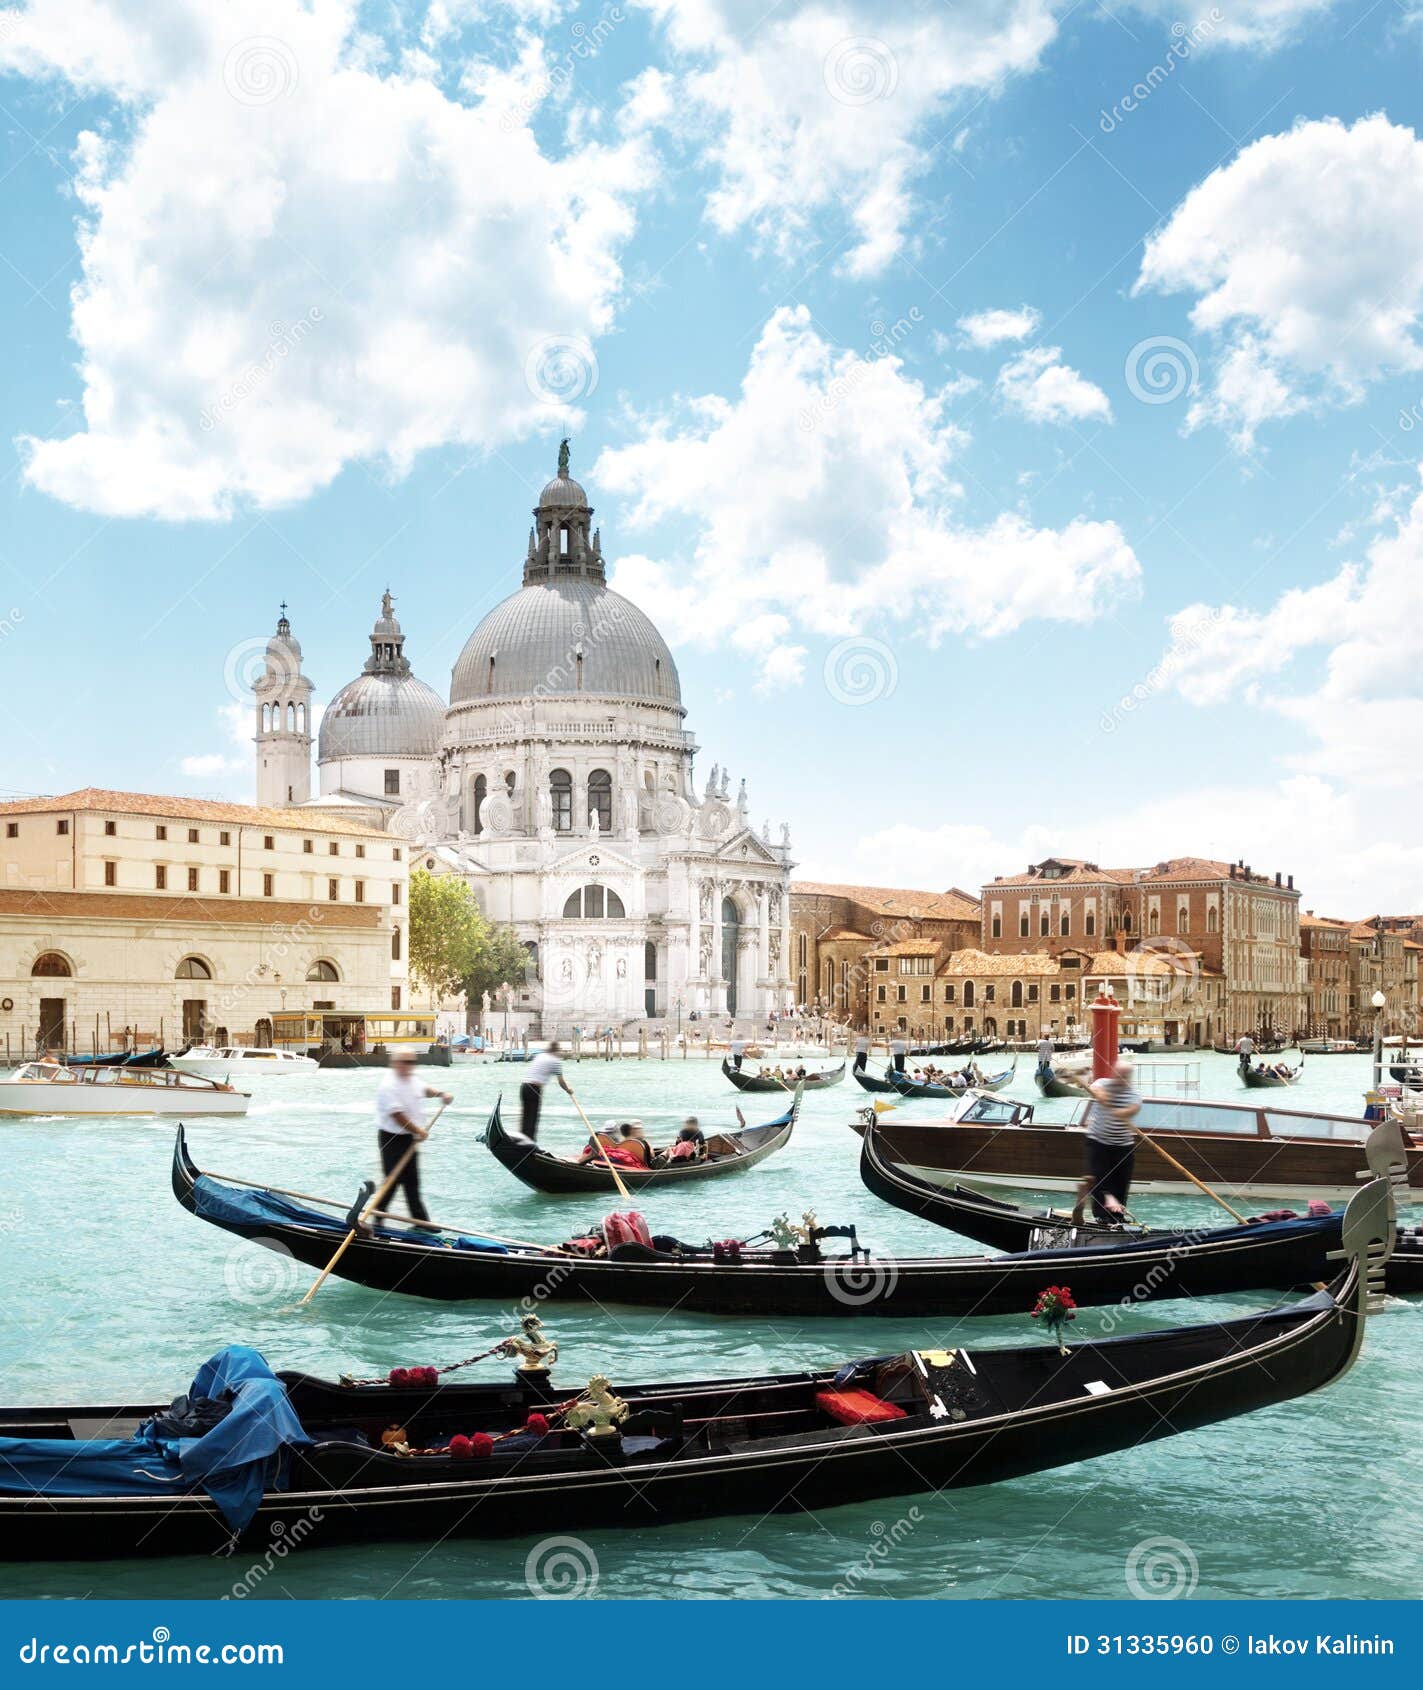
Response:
0,1061,249,1117
721,1058,844,1093
170,1045,318,1079
174,1127,1395,1312
858,1115,1423,1295
851,1088,1423,1205
0,1178,1390,1560
484,1091,799,1194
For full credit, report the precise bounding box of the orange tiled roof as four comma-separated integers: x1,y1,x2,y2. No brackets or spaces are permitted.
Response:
0,788,391,840
793,881,981,921
865,938,944,958
1084,949,1221,976
939,948,1061,976
1300,913,1352,930
987,856,1295,891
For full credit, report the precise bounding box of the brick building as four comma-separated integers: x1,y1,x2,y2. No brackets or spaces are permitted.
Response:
1300,913,1352,1038
790,882,980,1024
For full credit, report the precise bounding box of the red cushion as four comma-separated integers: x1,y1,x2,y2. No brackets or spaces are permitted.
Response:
814,1389,907,1425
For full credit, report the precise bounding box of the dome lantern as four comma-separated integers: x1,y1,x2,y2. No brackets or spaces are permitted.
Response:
317,589,446,763
526,438,601,586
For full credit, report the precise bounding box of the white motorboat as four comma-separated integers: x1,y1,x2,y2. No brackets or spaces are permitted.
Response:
0,1062,250,1117
169,1045,318,1079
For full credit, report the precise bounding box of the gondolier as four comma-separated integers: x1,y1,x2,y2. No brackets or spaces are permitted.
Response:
730,1035,746,1073
375,1051,452,1225
890,1034,908,1075
853,1032,869,1075
1236,1032,1254,1074
520,1041,573,1141
1073,1057,1141,1225
1035,1032,1054,1077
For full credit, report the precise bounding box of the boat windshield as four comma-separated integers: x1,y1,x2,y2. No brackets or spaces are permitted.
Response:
959,1096,1027,1126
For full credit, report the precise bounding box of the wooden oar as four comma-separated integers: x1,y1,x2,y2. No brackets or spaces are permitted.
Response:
566,1088,633,1202
1135,1127,1246,1224
295,1099,449,1307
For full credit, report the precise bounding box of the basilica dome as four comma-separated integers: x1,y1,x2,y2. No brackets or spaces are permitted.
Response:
448,442,682,712
318,591,446,761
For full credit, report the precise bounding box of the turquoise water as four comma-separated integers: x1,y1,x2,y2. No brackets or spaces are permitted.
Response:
3,1049,1418,1600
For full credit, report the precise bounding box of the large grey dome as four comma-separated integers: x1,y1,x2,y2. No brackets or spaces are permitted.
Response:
450,579,682,708
319,671,446,759
318,589,446,761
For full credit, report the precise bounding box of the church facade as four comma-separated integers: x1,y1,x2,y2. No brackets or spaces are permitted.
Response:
252,445,796,1032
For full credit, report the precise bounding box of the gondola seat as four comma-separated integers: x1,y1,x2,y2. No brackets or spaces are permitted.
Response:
814,1389,907,1426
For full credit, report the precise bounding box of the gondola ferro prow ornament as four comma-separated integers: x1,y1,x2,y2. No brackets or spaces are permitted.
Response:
1330,1176,1397,1314
1364,1118,1412,1202
497,1313,558,1379
565,1375,629,1442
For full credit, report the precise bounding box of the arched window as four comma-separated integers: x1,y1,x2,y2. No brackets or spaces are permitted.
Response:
306,959,340,982
562,884,626,919
1011,980,1024,1008
962,980,975,1008
1085,909,1096,937
588,769,612,831
550,769,572,832
1060,912,1070,936
523,940,539,981
1122,909,1132,934
472,774,486,835
1148,907,1160,935
722,896,740,1015
175,956,212,980
1207,905,1218,934
644,940,657,981
31,952,71,977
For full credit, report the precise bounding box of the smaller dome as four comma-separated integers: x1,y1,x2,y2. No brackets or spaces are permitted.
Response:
538,473,588,509
319,672,445,761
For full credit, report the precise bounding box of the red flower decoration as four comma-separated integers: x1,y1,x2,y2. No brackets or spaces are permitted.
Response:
525,1413,550,1435
448,1434,473,1458
388,1367,411,1387
470,1432,495,1458
415,1366,439,1387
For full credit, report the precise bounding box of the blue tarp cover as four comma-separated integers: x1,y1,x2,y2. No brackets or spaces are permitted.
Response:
0,1345,311,1532
191,1173,508,1252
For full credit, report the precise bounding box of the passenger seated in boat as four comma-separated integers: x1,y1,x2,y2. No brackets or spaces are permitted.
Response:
659,1118,708,1164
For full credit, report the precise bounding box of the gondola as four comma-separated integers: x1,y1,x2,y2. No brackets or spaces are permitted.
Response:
0,1179,1390,1561
858,1114,1423,1294
721,1058,844,1092
172,1125,1398,1313
57,1047,166,1068
853,1061,1016,1100
483,1090,799,1194
1241,1055,1303,1088
1033,1066,1090,1099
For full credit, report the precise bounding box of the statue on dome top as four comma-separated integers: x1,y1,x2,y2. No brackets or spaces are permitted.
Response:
381,587,394,618
558,437,571,477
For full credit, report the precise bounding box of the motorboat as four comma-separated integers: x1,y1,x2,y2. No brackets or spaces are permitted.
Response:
170,1046,317,1079
0,1062,249,1117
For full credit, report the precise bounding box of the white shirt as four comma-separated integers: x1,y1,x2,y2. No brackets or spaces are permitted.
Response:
526,1051,564,1088
376,1072,426,1137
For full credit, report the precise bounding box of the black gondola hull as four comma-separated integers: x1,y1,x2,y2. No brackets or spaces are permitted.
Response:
721,1059,844,1092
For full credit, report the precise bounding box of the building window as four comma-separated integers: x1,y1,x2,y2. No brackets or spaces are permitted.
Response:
391,927,402,961
550,768,573,832
1148,907,1160,935
991,915,1001,939
1207,906,1218,933
307,959,340,982
984,984,995,1003
32,952,71,977
4,822,15,838
392,848,401,862
1085,911,1096,937
219,869,230,894
587,769,612,831
1028,983,1039,1003
563,884,626,919
876,984,886,1004
384,769,400,796
1040,913,1049,936
921,984,931,1003
263,873,274,896
220,831,230,846
329,842,339,856
175,956,212,979
391,883,401,906
944,983,956,1003
874,958,889,973
1060,913,1070,936
187,867,199,892
303,839,313,854
1019,913,1029,937
1011,980,1024,1008
188,828,199,844
355,880,365,903
156,825,167,841
472,774,487,835
963,981,975,1007
391,986,402,1010
264,835,274,850
328,878,339,901
104,819,116,837
103,861,117,886
355,843,365,859
155,865,167,889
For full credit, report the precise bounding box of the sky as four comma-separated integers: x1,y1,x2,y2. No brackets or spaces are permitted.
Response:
2,0,1423,915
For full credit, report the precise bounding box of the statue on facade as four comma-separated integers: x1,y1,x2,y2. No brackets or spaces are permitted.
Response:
736,778,748,814
586,941,602,979
622,785,640,835
705,763,720,799
780,822,791,849
589,808,600,838
699,881,712,920
699,932,714,976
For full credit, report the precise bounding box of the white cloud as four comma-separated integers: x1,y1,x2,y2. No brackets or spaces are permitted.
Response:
3,0,656,518
996,345,1112,424
1127,0,1340,50
1136,114,1423,446
958,305,1041,348
599,305,1140,687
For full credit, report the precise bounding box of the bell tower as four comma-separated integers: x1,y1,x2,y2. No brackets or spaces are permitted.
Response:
253,603,314,807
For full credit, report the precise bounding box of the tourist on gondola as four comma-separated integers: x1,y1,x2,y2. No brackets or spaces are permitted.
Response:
853,1032,869,1074
1072,1056,1141,1226
521,1040,573,1141
659,1117,710,1164
374,1051,452,1226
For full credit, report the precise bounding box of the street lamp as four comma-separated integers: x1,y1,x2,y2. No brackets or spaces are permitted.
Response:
1371,988,1387,1092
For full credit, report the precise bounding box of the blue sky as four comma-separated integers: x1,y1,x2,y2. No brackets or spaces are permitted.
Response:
3,0,1423,912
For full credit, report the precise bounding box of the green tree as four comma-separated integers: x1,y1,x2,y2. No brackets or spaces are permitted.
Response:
407,870,483,1003
465,924,534,1024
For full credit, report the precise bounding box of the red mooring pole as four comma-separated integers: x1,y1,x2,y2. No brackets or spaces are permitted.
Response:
1090,987,1121,1081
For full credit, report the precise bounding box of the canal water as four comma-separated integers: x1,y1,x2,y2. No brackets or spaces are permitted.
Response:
2,1049,1416,1600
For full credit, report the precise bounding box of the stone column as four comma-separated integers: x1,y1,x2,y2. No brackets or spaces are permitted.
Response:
756,886,771,1017
710,883,726,1016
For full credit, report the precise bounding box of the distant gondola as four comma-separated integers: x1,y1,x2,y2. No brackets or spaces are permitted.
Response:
721,1058,844,1092
857,1115,1423,1295
1241,1055,1303,1088
1033,1066,1090,1099
852,1061,1016,1100
59,1047,166,1068
0,1179,1390,1561
483,1090,799,1194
